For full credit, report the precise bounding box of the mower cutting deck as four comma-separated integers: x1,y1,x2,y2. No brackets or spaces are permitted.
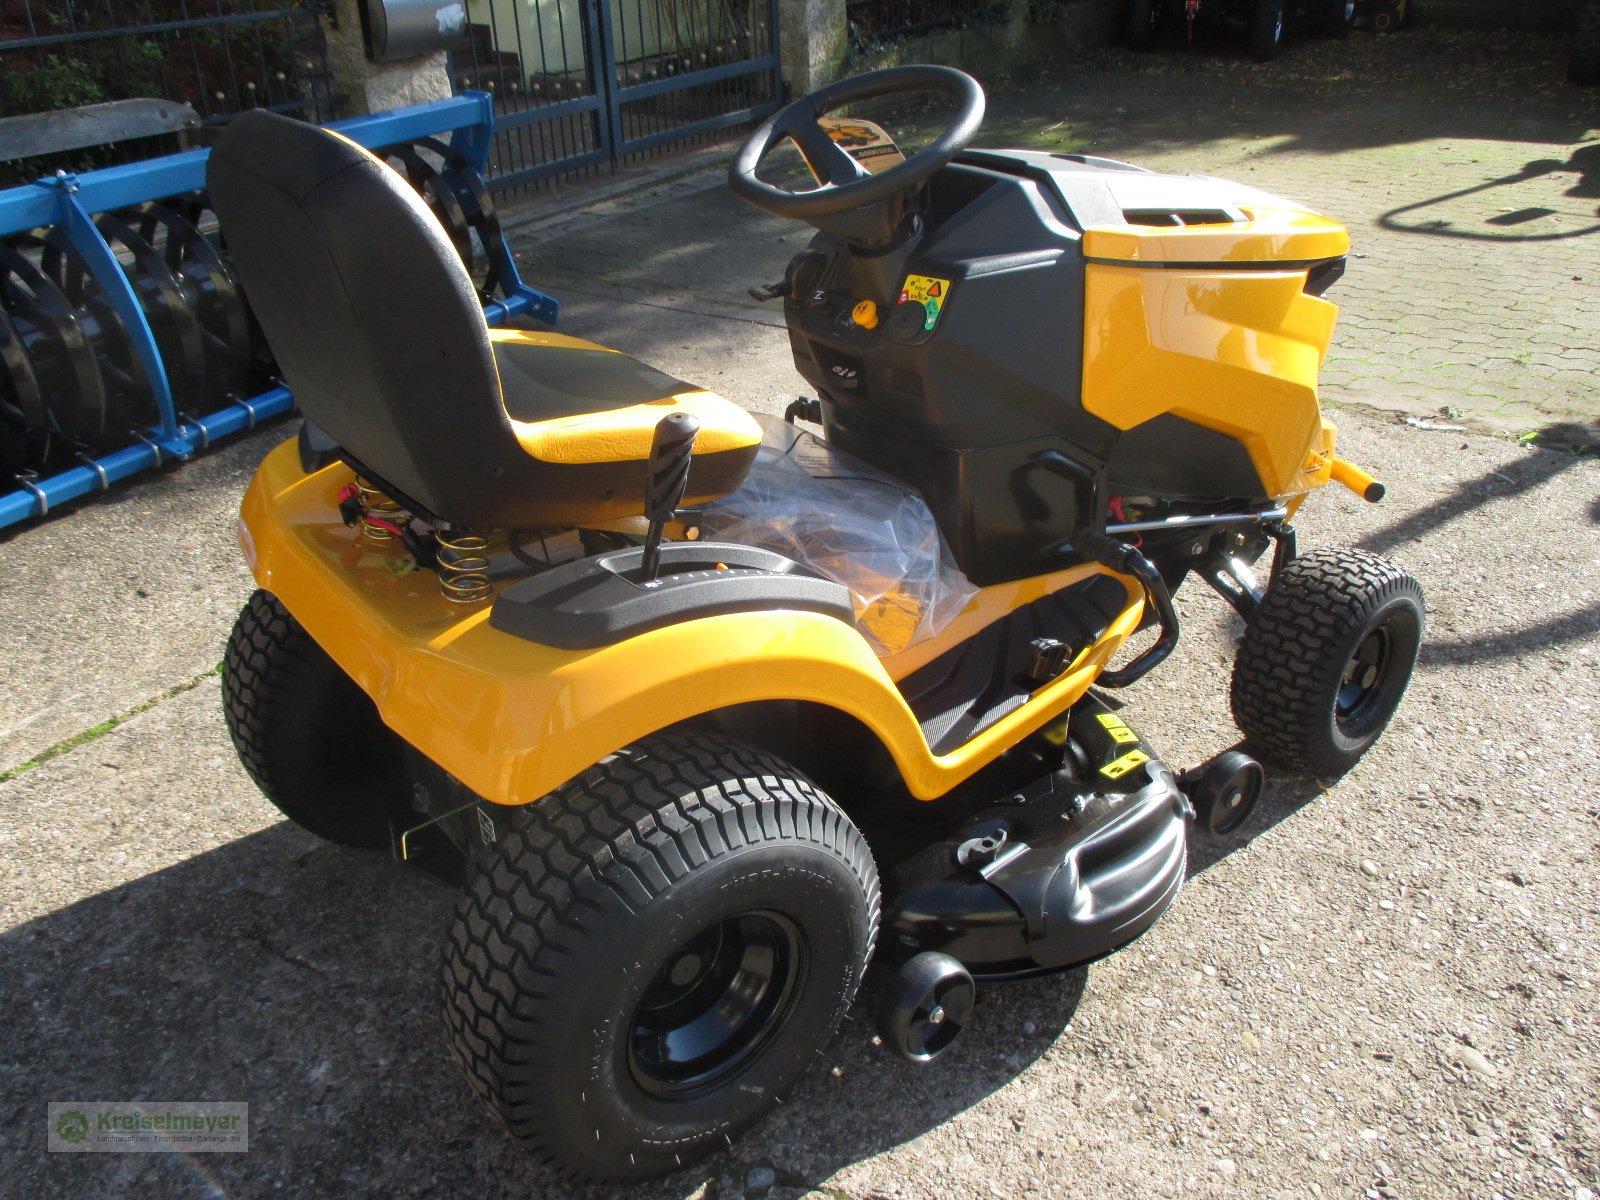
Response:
215,67,1423,1181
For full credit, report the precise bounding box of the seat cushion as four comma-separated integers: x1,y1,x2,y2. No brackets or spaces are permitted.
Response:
493,328,699,424
492,329,762,503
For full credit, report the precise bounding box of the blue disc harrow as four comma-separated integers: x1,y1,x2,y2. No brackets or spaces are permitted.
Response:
0,93,556,532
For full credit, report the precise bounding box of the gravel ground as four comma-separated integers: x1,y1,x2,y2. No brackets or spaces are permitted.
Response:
1,24,1597,1200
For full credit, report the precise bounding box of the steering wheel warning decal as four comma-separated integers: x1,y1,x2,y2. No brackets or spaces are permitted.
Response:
899,275,952,332
816,116,907,176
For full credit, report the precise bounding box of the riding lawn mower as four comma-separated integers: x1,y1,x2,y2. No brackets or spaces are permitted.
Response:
213,65,1423,1180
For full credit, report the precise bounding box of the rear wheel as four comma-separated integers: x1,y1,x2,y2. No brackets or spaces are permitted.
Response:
223,589,407,848
1251,0,1286,58
1230,549,1424,777
1320,0,1357,35
440,732,879,1181
1125,0,1165,49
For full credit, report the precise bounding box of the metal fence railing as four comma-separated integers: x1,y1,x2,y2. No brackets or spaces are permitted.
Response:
0,1,336,180
447,0,781,197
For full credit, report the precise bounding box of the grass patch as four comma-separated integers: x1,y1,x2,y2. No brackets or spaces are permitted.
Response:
0,663,223,785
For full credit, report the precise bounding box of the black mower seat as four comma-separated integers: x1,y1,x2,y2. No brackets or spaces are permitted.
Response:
488,329,750,456
207,110,760,530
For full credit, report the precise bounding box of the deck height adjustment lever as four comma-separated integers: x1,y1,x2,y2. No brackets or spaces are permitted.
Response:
639,412,700,583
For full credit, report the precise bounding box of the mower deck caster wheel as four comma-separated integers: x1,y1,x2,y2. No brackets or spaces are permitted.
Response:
1183,751,1264,837
877,951,975,1063
1321,0,1357,35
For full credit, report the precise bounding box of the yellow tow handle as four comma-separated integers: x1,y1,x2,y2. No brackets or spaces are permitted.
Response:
1330,457,1386,503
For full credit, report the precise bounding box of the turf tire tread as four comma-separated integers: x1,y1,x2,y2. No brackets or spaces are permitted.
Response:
1230,548,1421,777
439,730,879,1180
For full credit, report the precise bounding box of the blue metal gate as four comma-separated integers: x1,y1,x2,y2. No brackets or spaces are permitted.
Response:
449,0,782,194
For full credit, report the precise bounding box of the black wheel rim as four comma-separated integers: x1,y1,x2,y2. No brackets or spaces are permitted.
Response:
629,910,806,1097
1336,624,1395,731
904,977,974,1060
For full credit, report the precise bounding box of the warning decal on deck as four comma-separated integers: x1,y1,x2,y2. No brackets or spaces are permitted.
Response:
1096,712,1141,745
1101,748,1151,780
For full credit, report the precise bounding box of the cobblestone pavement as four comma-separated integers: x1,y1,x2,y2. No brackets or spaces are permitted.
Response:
975,27,1600,446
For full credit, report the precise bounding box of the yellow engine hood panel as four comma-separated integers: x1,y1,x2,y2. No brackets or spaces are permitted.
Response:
1083,205,1350,265
1082,262,1341,498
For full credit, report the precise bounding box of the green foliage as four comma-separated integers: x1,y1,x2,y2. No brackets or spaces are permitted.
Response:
0,663,222,785
0,35,168,120
5,54,105,116
121,37,167,99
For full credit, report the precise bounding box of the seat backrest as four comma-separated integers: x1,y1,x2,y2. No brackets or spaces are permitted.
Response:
207,110,508,520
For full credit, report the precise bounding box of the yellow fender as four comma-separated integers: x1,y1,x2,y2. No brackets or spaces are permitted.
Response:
240,442,1145,806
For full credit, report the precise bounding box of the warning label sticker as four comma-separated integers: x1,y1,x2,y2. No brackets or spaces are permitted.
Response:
817,116,907,176
898,274,952,332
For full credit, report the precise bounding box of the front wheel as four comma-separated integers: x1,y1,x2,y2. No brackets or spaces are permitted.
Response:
440,732,880,1181
1230,549,1424,777
1251,0,1286,59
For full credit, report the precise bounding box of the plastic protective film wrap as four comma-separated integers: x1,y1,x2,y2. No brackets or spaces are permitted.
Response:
699,415,976,655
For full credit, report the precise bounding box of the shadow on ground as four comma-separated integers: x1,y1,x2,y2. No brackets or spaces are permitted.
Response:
1379,143,1600,242
982,27,1595,157
2,823,1087,1199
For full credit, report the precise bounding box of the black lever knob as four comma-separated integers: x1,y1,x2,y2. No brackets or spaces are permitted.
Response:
639,411,700,582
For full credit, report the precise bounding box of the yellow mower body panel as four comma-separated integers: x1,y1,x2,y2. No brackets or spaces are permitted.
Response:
239,442,1145,806
1081,205,1350,502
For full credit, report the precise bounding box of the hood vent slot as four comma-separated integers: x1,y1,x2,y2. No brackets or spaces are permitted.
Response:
1122,208,1242,227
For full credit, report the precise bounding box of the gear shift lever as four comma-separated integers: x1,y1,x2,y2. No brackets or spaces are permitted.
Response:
639,411,700,582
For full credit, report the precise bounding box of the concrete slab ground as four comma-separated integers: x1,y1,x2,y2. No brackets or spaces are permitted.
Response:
1,24,1597,1200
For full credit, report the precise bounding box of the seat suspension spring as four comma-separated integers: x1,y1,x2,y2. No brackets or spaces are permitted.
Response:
354,476,404,540
436,529,492,604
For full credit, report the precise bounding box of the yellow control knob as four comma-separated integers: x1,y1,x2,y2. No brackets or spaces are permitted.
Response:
851,299,879,330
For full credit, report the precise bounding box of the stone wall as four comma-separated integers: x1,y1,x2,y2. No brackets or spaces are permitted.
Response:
325,0,452,117
782,0,850,93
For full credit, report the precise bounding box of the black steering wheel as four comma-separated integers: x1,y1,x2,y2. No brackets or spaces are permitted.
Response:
729,65,986,220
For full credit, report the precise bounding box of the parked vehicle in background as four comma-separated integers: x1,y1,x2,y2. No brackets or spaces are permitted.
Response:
1125,0,1355,61
1573,0,1600,84
1357,0,1412,32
